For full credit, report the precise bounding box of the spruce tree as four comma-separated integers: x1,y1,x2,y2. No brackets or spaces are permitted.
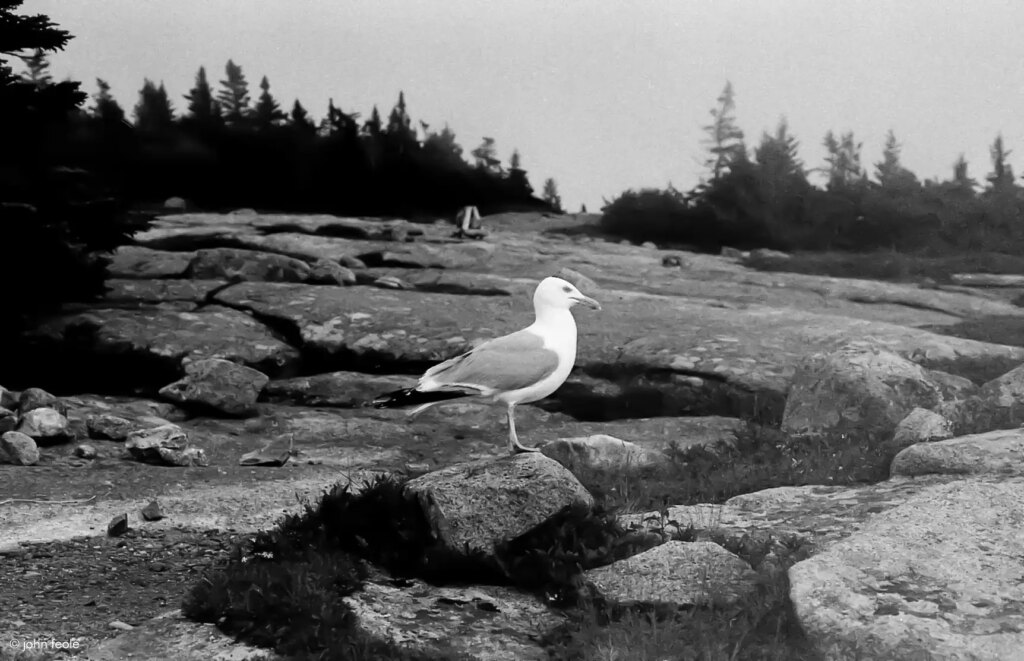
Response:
254,75,285,127
951,154,976,193
823,130,863,190
542,178,563,212
874,129,917,189
987,134,1015,191
133,78,174,131
472,137,499,171
289,99,314,131
702,81,746,181
216,59,251,124
184,65,217,124
510,149,522,170
20,46,50,87
754,117,805,184
91,78,124,123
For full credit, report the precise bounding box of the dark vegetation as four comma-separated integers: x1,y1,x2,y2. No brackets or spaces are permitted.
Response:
184,421,894,660
602,82,1024,262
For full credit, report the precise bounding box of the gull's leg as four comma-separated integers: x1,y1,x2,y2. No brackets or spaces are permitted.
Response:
507,403,540,454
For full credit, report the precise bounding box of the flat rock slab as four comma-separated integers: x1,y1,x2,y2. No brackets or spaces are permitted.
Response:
789,477,1024,660
262,371,411,407
107,246,196,279
103,279,226,306
345,577,562,661
29,306,301,379
891,428,1024,477
212,282,1024,401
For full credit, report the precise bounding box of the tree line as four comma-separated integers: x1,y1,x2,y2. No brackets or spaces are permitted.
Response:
603,82,1024,253
17,50,561,216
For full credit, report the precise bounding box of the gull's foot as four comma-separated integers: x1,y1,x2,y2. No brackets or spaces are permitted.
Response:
509,440,543,454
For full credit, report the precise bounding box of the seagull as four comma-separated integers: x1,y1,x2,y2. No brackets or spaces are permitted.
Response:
372,276,601,453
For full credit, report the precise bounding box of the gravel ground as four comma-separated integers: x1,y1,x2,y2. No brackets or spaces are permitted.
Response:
0,527,241,658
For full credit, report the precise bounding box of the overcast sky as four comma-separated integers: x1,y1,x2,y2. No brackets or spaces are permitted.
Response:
24,0,1024,210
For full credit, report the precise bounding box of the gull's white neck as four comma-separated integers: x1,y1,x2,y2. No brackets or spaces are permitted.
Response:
529,305,578,358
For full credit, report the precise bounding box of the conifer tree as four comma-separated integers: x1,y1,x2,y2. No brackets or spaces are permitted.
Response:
823,130,863,190
874,129,917,189
422,124,464,168
510,149,522,170
216,59,251,125
20,47,50,87
90,78,124,124
987,134,1015,191
472,137,500,171
950,154,976,193
754,117,805,184
184,66,217,124
363,105,382,137
702,81,746,181
542,178,563,212
254,75,285,127
289,99,314,131
133,78,174,131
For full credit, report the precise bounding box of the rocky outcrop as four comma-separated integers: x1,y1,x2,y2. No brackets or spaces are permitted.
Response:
891,428,1024,477
404,453,593,555
789,478,1024,660
184,247,312,283
781,345,975,439
158,358,269,417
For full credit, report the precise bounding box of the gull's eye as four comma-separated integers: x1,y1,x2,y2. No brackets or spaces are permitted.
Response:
562,285,572,293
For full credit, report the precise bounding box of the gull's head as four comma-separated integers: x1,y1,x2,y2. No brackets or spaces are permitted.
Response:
533,276,601,312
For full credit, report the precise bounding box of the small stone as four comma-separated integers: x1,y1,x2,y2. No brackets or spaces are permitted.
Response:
125,424,194,466
141,500,164,521
239,443,291,467
16,407,71,443
107,514,129,537
661,255,685,267
0,431,40,465
87,414,136,441
18,388,66,415
73,444,98,460
108,620,134,631
338,255,366,269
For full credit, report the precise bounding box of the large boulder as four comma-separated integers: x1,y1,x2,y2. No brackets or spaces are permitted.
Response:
185,247,311,283
17,407,71,443
789,478,1024,660
404,453,593,555
782,345,975,439
891,428,1024,477
158,358,269,417
585,541,759,608
890,407,954,450
0,431,40,465
18,387,66,415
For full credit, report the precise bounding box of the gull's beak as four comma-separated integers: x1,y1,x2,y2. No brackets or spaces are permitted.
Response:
572,295,602,311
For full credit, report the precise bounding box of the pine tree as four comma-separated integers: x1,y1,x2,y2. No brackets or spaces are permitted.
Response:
874,129,918,189
289,99,314,131
90,78,124,123
216,59,251,125
542,178,563,213
133,79,174,131
20,47,51,87
987,134,1015,191
754,117,805,183
422,124,464,169
823,130,863,190
184,66,217,124
386,91,412,136
253,75,285,127
702,81,746,181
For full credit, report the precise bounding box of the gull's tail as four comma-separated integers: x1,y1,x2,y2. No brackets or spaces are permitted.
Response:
371,388,469,414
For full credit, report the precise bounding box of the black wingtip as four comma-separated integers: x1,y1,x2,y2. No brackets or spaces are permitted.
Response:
372,387,468,409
